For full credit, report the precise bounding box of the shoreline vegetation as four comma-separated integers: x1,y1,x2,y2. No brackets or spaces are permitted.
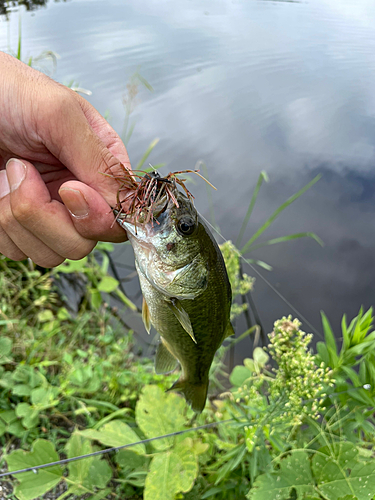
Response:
1,242,375,500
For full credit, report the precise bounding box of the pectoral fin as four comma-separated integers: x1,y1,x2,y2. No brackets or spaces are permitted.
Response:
167,298,197,344
155,339,178,374
142,297,151,334
225,322,235,339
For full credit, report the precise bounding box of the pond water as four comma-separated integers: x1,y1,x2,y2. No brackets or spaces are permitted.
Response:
1,0,375,359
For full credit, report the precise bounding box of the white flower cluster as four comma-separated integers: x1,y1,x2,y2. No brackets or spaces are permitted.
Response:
267,316,334,425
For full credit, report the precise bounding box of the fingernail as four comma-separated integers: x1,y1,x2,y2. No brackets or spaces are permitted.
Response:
6,158,26,191
59,187,89,218
0,170,10,199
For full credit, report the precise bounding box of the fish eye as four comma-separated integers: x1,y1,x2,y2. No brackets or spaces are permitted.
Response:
177,217,196,236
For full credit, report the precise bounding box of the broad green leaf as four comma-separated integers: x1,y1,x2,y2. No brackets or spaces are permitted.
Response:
116,449,146,470
66,433,93,486
0,409,18,425
136,385,187,451
86,488,112,500
89,288,102,309
312,443,358,477
253,347,269,367
31,386,59,408
7,419,25,437
37,310,54,323
6,439,62,500
55,257,88,273
191,439,209,455
0,419,6,436
229,365,252,387
316,461,375,500
12,384,32,397
78,420,145,455
83,457,112,490
0,337,12,363
243,358,255,372
16,403,39,429
247,451,315,500
57,307,70,320
144,438,198,500
97,276,119,293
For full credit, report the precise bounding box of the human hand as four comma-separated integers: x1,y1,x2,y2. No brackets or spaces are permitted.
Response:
0,51,130,267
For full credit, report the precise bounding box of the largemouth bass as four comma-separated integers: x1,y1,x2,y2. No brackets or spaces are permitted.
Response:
116,173,233,412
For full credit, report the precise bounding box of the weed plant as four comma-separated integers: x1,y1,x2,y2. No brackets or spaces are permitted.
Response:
1,241,375,500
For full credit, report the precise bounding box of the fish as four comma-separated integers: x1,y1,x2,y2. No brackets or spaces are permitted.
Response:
116,172,234,412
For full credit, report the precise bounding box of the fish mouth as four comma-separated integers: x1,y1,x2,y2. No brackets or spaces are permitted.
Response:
116,214,164,240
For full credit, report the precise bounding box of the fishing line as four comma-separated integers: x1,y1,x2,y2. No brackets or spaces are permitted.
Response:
0,385,371,479
0,420,232,478
199,213,324,340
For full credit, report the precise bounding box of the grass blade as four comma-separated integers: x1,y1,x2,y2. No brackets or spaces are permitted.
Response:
236,171,269,248
124,121,136,147
246,232,324,252
143,163,166,173
17,16,22,61
240,174,321,255
136,138,159,170
246,258,273,271
135,70,154,92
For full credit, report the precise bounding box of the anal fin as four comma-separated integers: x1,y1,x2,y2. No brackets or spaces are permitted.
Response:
155,339,178,374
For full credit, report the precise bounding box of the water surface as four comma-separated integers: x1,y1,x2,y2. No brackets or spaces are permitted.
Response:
1,0,375,356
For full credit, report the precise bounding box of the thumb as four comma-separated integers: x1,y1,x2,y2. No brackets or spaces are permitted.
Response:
59,180,128,242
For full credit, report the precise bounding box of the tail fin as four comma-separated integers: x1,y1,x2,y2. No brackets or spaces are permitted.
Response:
168,378,209,413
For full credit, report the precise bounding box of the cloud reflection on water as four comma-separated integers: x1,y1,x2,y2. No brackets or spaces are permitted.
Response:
1,0,375,350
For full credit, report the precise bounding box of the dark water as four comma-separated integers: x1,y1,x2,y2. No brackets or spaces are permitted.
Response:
1,0,375,357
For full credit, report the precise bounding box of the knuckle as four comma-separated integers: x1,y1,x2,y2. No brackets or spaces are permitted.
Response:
33,254,65,269
0,248,27,261
64,240,96,261
0,211,12,231
100,147,121,172
10,199,34,225
42,88,74,119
